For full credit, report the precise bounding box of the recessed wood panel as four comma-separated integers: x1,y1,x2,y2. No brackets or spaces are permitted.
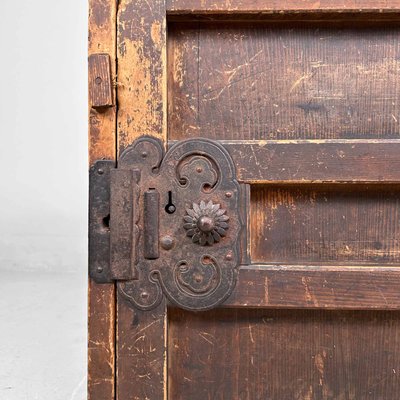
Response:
251,185,400,264
169,308,400,400
168,22,400,140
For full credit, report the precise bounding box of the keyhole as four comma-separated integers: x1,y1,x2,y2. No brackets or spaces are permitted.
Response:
102,214,110,230
165,191,176,214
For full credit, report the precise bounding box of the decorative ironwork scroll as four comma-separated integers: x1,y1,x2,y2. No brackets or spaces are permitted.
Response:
90,137,241,311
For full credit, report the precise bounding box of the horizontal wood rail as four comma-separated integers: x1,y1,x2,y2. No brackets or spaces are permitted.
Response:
225,140,400,184
225,265,400,310
167,0,400,14
169,140,400,184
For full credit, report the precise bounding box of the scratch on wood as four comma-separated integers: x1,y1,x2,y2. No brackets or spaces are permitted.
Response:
264,276,269,305
248,324,255,344
302,276,319,307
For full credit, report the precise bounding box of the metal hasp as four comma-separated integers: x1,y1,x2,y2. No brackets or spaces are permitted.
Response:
89,137,242,311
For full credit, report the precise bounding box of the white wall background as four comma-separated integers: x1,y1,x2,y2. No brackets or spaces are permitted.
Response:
0,1,88,399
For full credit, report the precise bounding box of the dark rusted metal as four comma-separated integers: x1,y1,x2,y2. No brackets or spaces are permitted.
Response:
109,169,138,280
183,200,229,246
144,189,160,259
89,137,242,311
89,160,114,283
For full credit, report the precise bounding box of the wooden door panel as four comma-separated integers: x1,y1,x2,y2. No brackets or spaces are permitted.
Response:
89,2,400,399
168,21,400,141
165,11,400,400
169,308,400,400
251,185,400,264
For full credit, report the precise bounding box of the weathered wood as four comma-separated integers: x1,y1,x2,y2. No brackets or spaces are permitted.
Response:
117,0,167,151
225,265,400,309
104,2,400,398
167,0,400,14
169,307,400,399
239,184,251,265
116,1,168,399
88,283,115,400
88,0,117,164
89,54,113,108
117,295,167,400
168,22,400,141
88,1,117,400
168,140,400,183
251,184,400,264
228,140,400,183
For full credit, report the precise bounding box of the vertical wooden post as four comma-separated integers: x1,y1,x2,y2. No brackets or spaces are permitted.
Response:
117,1,168,399
88,1,117,400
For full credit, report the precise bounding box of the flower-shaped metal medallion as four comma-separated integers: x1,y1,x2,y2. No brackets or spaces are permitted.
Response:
183,200,229,246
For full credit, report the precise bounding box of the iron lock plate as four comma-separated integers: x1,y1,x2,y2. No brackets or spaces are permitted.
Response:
89,137,242,311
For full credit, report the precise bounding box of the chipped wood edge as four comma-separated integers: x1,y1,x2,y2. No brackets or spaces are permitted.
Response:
88,1,117,400
116,1,168,399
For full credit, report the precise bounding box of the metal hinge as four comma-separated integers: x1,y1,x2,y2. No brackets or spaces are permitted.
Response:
89,137,242,311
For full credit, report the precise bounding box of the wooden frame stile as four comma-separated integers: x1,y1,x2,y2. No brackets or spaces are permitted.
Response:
88,1,118,400
116,1,168,399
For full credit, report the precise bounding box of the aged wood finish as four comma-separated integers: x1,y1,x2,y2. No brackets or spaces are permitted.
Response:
88,1,117,400
169,22,400,141
226,265,400,309
172,140,400,183
251,185,400,264
88,0,117,163
164,10,400,400
167,0,400,14
117,0,167,151
117,297,167,400
239,184,251,265
89,0,400,398
169,308,400,400
89,54,114,109
116,1,168,399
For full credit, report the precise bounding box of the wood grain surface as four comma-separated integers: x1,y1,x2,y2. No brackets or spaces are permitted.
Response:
169,307,400,400
116,1,168,399
88,1,400,398
169,21,400,141
226,265,400,309
117,296,167,400
165,12,400,400
89,53,113,108
88,1,117,400
251,185,400,264
117,0,167,151
170,140,400,183
167,0,400,14
88,0,117,164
